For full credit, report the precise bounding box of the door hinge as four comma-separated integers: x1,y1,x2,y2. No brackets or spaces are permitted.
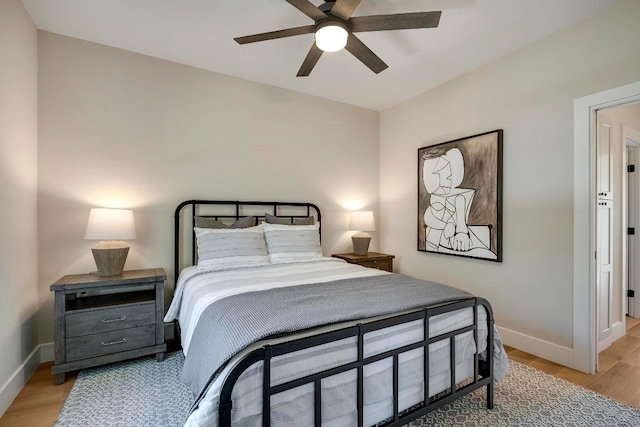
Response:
628,289,635,298
629,164,636,173
629,227,636,235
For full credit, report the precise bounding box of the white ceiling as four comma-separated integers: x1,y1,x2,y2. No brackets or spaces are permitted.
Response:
21,0,621,111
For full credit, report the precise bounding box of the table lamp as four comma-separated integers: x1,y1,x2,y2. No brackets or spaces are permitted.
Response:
84,208,136,276
349,210,375,255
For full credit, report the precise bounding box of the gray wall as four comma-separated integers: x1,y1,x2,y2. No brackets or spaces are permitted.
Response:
379,0,640,364
0,0,39,415
36,32,381,344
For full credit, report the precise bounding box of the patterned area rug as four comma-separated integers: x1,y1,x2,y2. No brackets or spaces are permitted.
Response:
55,353,640,427
55,352,192,427
411,362,640,427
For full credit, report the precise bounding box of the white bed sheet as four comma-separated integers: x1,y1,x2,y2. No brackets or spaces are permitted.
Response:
167,258,492,426
165,258,388,355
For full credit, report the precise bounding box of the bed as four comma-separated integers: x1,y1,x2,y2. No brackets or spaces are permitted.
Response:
165,200,508,427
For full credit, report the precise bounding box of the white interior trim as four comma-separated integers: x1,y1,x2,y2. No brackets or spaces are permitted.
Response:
625,125,640,318
573,80,640,374
625,126,640,146
497,326,574,367
0,344,47,417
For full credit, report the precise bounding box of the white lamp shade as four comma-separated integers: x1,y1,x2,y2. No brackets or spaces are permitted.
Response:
349,211,375,232
315,23,348,52
85,208,136,240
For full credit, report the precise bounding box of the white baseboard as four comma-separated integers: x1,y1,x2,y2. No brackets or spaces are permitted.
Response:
498,326,578,371
597,321,625,353
0,343,50,418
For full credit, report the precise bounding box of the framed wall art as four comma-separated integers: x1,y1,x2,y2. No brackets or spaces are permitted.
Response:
417,129,503,262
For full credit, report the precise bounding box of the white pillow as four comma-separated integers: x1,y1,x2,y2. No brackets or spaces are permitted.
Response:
195,225,269,270
263,222,322,264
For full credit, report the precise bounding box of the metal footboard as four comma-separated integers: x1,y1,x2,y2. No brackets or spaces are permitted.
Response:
219,297,495,427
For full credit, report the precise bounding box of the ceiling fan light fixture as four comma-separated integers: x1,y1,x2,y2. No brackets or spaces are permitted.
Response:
315,21,348,52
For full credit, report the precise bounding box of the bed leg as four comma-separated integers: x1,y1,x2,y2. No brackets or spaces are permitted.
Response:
486,382,494,410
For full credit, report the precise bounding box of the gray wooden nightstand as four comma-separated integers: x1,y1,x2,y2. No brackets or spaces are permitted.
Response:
332,252,395,272
50,268,167,384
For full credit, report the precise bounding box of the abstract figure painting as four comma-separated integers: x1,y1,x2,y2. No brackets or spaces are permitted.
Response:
418,130,503,262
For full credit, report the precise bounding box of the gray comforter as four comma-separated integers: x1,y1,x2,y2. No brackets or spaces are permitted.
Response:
181,273,489,402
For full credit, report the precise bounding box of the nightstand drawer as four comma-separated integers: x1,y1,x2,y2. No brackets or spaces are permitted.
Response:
65,301,156,338
358,259,392,271
65,324,156,361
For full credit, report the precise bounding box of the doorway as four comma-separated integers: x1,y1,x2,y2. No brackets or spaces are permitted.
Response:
595,104,640,355
626,126,640,318
573,81,640,375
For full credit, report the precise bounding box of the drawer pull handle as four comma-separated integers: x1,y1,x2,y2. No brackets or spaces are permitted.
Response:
101,338,127,346
101,315,127,323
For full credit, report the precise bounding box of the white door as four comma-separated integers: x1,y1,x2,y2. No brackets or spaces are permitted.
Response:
597,113,614,353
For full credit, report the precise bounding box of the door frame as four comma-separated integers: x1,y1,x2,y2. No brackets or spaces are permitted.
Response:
573,81,640,374
626,127,640,318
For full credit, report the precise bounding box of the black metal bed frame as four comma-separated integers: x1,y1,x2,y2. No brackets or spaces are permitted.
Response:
174,200,495,427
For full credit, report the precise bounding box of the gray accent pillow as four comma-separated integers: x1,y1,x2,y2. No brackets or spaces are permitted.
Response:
293,216,315,225
264,213,314,225
195,216,254,229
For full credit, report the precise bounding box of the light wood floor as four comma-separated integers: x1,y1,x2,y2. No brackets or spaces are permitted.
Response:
0,364,76,427
2,319,640,426
505,316,640,410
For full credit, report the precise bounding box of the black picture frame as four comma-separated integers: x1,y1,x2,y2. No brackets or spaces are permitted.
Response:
417,130,503,262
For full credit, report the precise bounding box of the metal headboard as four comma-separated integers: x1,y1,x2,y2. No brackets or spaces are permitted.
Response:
174,200,321,282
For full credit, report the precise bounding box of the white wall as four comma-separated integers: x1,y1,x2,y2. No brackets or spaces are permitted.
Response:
0,0,39,415
379,0,640,366
37,32,381,344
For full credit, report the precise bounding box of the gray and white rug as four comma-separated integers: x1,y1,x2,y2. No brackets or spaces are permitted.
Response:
55,352,192,427
55,353,640,426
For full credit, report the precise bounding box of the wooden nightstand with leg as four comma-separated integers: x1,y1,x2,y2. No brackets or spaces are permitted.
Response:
50,268,167,384
332,252,395,272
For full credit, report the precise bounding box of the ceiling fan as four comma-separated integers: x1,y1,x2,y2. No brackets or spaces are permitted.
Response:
234,0,441,77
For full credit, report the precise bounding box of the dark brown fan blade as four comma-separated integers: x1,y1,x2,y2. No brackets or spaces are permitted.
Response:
351,11,441,33
297,44,323,77
345,34,388,74
234,25,315,45
330,0,362,20
286,0,327,21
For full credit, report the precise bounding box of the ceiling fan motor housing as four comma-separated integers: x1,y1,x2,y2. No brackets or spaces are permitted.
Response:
315,19,349,52
319,0,337,14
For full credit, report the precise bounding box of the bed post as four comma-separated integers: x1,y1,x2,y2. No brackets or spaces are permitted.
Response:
219,348,267,426
262,345,272,427
479,297,495,409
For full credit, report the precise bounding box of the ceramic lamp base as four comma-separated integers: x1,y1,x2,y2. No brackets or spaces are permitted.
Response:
352,234,371,256
91,241,129,276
